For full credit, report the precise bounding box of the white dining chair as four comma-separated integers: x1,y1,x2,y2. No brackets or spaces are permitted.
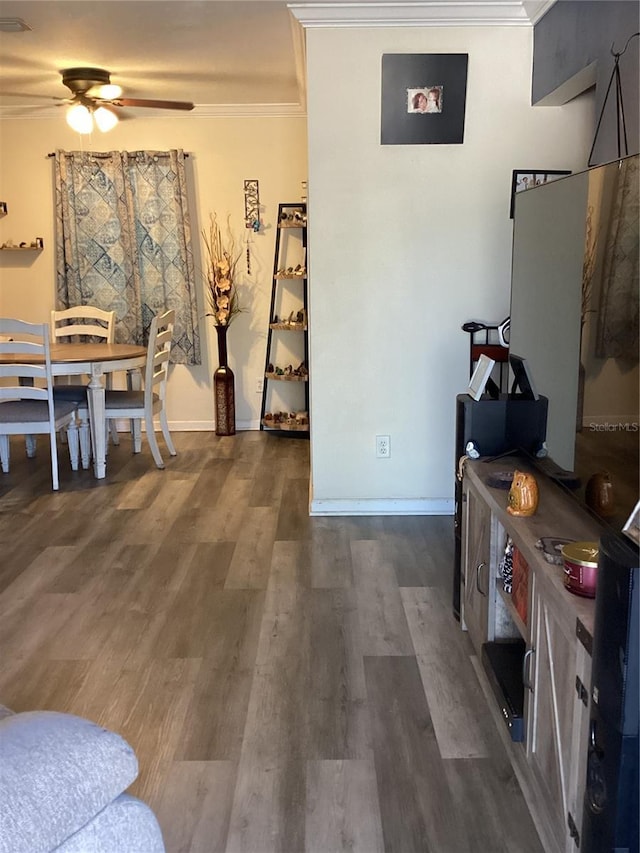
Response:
51,306,116,345
50,306,119,466
77,310,176,469
0,319,80,490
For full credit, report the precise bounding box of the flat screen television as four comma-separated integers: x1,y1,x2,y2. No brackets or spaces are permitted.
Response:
509,154,639,540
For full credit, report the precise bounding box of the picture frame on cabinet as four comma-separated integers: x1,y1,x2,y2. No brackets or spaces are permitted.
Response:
510,169,571,218
381,53,468,145
467,354,496,401
509,353,539,400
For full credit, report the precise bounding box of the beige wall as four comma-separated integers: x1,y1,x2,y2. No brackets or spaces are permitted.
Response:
305,25,594,513
0,114,308,429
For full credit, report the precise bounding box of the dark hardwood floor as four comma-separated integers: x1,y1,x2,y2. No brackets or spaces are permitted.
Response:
0,431,544,852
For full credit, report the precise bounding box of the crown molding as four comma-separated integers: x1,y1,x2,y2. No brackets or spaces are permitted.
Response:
288,1,556,28
291,13,308,111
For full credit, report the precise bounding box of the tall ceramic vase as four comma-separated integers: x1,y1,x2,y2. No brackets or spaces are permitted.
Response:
214,325,235,436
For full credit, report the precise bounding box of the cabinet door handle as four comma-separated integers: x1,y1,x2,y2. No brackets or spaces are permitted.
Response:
523,648,535,692
476,561,487,595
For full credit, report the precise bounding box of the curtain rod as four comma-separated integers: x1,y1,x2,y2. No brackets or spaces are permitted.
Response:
47,152,190,157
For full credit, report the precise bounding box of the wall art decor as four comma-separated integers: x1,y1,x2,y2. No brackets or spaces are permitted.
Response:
509,169,571,218
381,53,468,145
243,179,260,232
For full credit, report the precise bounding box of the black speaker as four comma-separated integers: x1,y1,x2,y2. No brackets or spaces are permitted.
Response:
582,532,639,853
454,394,548,463
455,394,508,461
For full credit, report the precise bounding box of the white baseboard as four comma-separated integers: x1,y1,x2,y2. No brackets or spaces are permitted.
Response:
309,498,454,516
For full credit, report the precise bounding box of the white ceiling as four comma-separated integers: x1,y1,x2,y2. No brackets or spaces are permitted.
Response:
0,0,553,118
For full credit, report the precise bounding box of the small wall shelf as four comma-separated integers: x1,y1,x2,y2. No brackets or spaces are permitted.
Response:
265,371,308,382
269,322,307,331
0,203,43,250
261,417,309,431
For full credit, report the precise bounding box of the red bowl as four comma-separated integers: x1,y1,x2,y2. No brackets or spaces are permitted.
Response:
562,541,599,598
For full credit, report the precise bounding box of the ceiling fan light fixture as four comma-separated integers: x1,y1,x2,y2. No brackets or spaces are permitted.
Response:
66,102,93,134
95,83,123,100
59,66,193,123
94,105,119,132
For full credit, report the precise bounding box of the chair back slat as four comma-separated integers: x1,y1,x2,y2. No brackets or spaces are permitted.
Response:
0,363,47,380
0,385,49,401
0,340,45,357
0,318,48,339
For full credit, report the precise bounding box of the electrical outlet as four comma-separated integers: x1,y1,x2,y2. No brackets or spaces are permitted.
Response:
256,378,264,393
376,435,390,458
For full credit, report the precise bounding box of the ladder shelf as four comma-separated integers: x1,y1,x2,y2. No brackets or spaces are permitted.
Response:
260,202,309,434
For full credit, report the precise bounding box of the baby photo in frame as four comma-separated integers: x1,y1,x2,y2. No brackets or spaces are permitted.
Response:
407,86,443,114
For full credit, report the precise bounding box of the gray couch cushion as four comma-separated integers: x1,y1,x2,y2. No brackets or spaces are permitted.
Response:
0,711,139,853
54,793,165,853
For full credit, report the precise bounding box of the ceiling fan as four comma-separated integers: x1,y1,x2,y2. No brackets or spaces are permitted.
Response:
59,67,194,133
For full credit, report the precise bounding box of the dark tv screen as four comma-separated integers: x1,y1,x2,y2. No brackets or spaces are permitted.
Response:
509,154,639,535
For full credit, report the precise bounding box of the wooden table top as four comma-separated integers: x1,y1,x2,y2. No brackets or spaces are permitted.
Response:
0,342,147,365
49,342,147,363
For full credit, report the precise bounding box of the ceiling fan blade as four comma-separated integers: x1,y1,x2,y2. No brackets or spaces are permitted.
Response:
112,97,194,111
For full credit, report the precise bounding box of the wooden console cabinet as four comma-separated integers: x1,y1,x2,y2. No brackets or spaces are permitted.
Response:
460,458,602,853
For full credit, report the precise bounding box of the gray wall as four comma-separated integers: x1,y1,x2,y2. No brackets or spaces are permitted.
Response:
533,1,639,164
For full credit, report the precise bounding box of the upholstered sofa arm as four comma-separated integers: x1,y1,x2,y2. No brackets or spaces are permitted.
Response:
0,711,141,853
55,793,165,853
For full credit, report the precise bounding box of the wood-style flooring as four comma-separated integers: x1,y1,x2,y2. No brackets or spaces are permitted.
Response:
0,431,544,853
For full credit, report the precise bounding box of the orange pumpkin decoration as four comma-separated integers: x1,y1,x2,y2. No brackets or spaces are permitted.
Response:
507,470,539,516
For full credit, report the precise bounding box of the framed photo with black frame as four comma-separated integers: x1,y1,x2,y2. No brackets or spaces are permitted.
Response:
509,169,571,218
381,53,468,145
509,353,539,400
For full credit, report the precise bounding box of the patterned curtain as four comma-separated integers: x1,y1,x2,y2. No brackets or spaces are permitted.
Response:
595,155,639,363
55,149,201,364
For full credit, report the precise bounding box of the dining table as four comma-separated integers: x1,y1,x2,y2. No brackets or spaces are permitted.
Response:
0,342,147,479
